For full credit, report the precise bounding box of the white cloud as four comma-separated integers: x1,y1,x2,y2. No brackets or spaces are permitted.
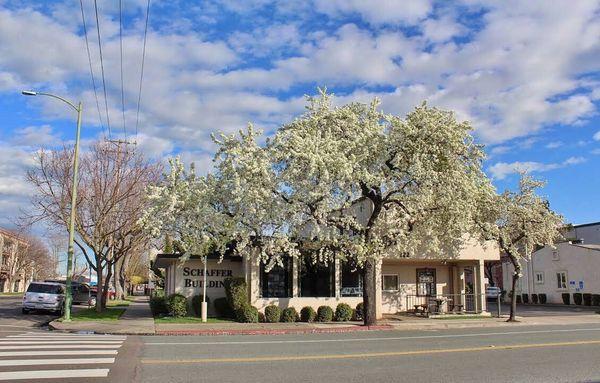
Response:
11,125,61,147
593,131,600,141
545,141,563,149
488,156,586,180
314,0,432,25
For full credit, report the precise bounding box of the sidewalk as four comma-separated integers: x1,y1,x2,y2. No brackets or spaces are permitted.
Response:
49,296,155,335
49,298,600,336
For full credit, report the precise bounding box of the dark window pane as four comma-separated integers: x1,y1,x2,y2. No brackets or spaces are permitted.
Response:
260,258,292,298
341,261,362,297
299,257,334,297
27,283,63,294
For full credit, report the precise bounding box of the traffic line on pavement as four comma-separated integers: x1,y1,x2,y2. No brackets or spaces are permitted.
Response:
0,344,122,350
0,349,119,357
0,368,110,381
0,357,115,367
0,340,123,345
144,326,600,346
141,339,600,364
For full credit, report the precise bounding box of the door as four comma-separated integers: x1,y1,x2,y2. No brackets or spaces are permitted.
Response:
464,267,475,312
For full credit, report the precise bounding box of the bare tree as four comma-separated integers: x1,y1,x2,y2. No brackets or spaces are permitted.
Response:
2,232,55,291
26,141,161,312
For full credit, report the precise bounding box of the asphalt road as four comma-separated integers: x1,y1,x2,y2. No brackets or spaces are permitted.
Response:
0,295,57,335
140,324,600,383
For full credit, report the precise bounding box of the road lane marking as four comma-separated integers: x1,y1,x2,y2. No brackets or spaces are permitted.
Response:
141,339,600,364
144,327,600,346
0,341,123,345
0,344,122,350
0,357,115,366
0,368,110,380
0,350,118,357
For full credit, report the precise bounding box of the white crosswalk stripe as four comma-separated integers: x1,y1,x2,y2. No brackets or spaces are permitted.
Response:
0,332,125,381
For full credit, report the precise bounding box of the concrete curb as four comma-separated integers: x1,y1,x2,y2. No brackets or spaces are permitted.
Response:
155,324,394,336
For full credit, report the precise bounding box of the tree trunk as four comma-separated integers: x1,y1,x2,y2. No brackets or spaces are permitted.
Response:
102,265,113,309
362,258,378,326
114,259,123,301
96,262,104,313
507,254,521,322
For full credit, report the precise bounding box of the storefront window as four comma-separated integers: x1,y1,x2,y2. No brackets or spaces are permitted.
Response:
341,261,362,297
299,257,334,297
260,258,292,298
382,275,399,291
416,268,436,296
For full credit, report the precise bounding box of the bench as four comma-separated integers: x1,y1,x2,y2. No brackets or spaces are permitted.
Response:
413,304,429,317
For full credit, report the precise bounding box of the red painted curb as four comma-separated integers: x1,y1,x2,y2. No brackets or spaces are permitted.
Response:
156,325,393,336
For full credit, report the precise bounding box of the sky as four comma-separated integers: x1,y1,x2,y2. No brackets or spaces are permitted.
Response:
0,0,599,233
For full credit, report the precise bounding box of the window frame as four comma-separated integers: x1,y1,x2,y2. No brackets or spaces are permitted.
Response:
382,274,399,292
416,268,437,297
259,258,293,298
535,271,545,285
556,271,568,290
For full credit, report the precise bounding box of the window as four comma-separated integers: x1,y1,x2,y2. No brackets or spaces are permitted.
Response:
535,272,544,284
556,271,567,290
417,268,437,296
299,256,334,297
341,261,362,297
260,258,292,298
382,275,399,291
552,250,560,261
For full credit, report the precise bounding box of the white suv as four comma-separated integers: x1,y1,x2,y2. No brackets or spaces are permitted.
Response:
22,282,65,315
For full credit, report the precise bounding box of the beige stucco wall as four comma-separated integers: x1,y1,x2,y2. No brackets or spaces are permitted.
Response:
503,243,600,304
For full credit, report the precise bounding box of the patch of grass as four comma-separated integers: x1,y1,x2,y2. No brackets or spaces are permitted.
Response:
71,308,125,321
154,316,235,324
431,315,492,320
107,300,130,307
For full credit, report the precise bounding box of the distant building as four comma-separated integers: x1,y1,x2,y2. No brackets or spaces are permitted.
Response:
0,227,31,293
502,221,600,304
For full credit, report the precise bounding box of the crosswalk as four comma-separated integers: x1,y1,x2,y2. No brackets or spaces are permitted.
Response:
0,331,126,381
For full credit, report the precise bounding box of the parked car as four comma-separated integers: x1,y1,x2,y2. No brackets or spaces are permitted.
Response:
486,286,502,300
89,286,116,301
45,280,96,306
22,282,66,315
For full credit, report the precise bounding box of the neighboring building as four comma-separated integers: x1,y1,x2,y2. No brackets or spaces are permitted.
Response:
0,227,31,293
502,221,600,304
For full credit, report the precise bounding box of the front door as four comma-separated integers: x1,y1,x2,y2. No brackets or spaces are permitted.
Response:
464,267,475,312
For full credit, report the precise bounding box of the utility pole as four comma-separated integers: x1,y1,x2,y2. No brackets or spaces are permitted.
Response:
21,91,82,321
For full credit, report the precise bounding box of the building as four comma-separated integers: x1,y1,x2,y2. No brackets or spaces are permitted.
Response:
155,238,499,318
0,227,31,293
501,221,600,304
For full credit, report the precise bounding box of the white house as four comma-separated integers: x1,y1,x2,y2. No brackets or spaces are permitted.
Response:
502,221,600,304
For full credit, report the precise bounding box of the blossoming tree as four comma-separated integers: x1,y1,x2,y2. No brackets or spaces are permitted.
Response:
478,174,564,322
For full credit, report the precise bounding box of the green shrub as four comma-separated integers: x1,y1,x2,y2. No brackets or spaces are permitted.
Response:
191,295,210,317
258,311,266,323
280,307,299,322
235,305,259,323
583,293,592,306
335,303,353,322
354,302,364,321
516,295,522,304
224,277,247,311
214,297,234,318
539,294,547,304
521,294,529,303
300,306,316,322
166,294,188,317
317,306,334,322
149,295,168,316
574,293,583,305
562,293,570,305
264,305,281,323
531,294,538,304
592,294,600,306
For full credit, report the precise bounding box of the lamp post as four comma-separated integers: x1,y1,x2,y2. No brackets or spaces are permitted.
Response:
22,90,82,322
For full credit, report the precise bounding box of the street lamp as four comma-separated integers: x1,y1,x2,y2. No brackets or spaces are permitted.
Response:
22,90,82,322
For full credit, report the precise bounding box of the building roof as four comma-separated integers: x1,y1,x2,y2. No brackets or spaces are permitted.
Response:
572,244,600,252
572,221,600,229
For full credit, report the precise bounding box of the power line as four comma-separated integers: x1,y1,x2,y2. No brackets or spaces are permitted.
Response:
119,0,126,140
79,0,106,139
135,0,151,140
94,0,112,139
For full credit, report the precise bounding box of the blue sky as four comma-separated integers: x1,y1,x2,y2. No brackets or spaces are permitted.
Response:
0,0,599,232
